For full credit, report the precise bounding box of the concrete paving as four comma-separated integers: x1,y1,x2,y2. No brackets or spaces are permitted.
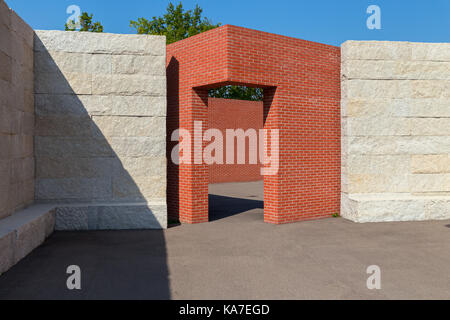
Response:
1,181,450,299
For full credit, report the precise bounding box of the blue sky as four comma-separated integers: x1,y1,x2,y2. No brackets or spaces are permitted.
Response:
5,0,450,46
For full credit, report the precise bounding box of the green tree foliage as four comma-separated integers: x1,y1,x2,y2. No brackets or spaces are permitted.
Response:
131,2,263,101
65,12,104,32
130,2,220,44
209,86,264,101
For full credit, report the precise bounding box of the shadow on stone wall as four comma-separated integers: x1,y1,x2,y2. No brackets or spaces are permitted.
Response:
0,36,171,299
166,57,179,223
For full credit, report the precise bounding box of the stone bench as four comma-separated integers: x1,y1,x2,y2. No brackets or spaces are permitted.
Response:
0,205,56,275
342,193,450,223
0,202,167,276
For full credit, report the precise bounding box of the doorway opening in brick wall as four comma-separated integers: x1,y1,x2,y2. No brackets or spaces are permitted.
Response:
207,86,265,221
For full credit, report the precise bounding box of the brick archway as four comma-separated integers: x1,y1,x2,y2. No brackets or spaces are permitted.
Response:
166,25,341,224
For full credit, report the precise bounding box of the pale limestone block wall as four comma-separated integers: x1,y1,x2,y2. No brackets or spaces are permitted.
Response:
341,41,450,222
33,31,168,229
0,1,35,220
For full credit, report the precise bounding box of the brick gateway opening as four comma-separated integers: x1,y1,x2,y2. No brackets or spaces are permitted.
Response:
167,25,341,224
208,97,264,184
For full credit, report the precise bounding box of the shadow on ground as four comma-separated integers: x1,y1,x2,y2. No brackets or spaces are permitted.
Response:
0,230,170,300
209,194,263,221
0,36,172,300
208,181,264,221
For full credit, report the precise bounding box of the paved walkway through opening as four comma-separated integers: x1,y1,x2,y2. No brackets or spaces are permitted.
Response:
0,181,449,299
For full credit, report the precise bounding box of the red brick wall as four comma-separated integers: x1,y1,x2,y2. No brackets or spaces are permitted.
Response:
166,25,341,224
208,98,263,184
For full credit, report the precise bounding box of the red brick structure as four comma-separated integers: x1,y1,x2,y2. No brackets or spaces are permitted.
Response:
208,97,263,184
166,25,341,224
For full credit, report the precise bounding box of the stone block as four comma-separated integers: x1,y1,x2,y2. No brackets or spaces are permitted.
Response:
20,112,34,135
22,178,35,208
92,74,166,96
356,198,427,223
96,204,167,229
35,51,112,74
35,137,113,158
14,217,45,263
34,71,92,95
4,109,34,136
0,134,11,159
112,55,165,75
11,157,34,183
107,137,166,157
35,94,93,116
34,50,86,74
0,205,55,265
86,53,112,74
348,136,450,155
0,160,10,218
342,193,450,223
409,174,450,193
411,43,450,61
10,84,25,113
42,95,168,117
112,174,166,201
346,79,413,99
407,98,450,118
344,59,450,80
55,207,89,231
36,155,118,179
0,204,57,275
425,200,450,220
340,193,358,222
92,116,166,138
10,10,34,47
412,80,450,99
342,41,412,61
35,115,92,137
107,95,167,117
0,230,14,275
0,50,12,82
0,78,10,105
8,181,23,212
11,61,33,94
13,208,55,263
10,37,30,70
0,0,11,29
0,104,13,134
411,155,450,174
114,156,167,177
36,156,115,179
23,87,34,114
347,173,409,193
9,135,33,158
34,30,166,56
347,154,410,175
36,178,112,201
346,117,410,136
55,203,167,230
341,170,348,193
0,4,11,55
410,118,450,136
